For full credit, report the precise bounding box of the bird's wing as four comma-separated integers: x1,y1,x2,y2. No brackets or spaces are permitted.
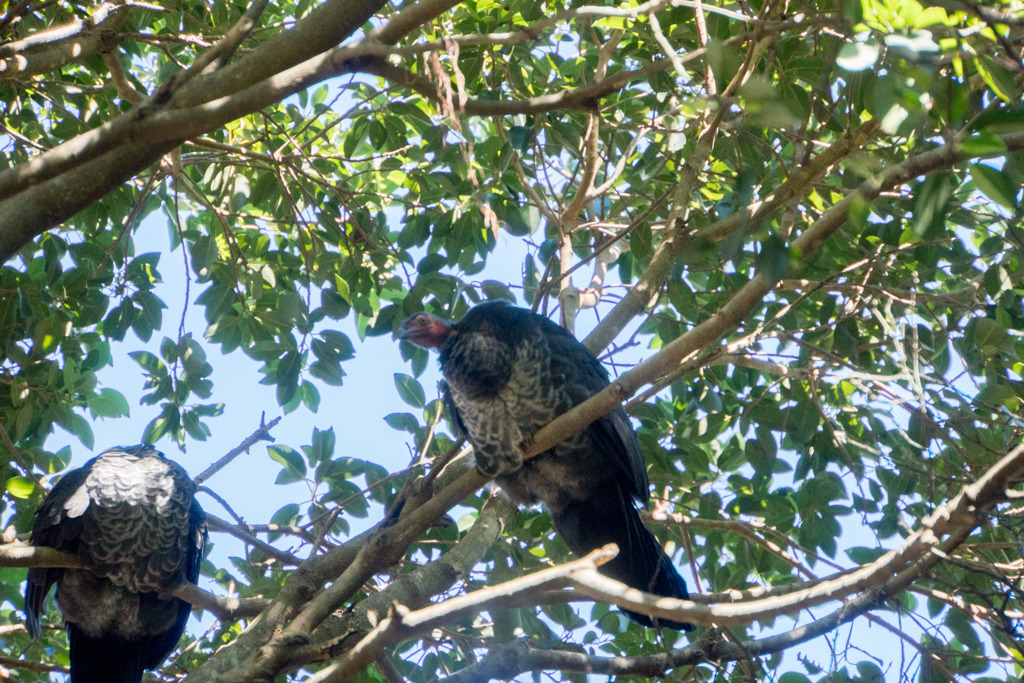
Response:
538,317,651,504
186,495,208,584
141,486,207,670
441,379,469,440
25,463,94,638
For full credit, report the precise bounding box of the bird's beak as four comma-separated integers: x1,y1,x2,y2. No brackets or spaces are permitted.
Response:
395,322,416,341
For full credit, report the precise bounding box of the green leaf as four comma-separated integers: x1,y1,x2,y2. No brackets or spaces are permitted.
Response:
230,174,251,211
129,350,166,374
969,162,1018,210
959,132,1007,157
508,125,533,151
195,282,236,324
88,388,131,418
65,413,95,449
974,54,1017,104
268,445,307,481
912,173,955,238
974,318,1011,357
268,503,301,541
182,409,211,440
14,405,34,441
760,234,791,280
855,662,883,683
480,280,515,302
50,446,72,473
276,351,302,406
271,503,301,526
944,607,981,651
307,427,336,464
300,380,321,412
310,360,346,386
394,373,426,409
384,412,420,433
6,476,37,499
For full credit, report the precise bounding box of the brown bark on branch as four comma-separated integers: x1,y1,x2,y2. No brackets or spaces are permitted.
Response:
0,4,809,266
176,464,498,681
0,543,266,622
0,654,69,676
294,493,520,668
0,0,389,263
172,582,269,622
173,129,1024,682
306,546,619,682
0,543,81,568
194,414,281,485
0,14,797,262
205,513,304,567
296,440,1013,682
0,2,132,79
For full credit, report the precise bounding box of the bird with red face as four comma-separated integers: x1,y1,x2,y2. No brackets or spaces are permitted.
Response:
398,300,691,630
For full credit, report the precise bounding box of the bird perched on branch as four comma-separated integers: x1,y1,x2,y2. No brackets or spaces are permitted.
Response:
398,300,692,630
25,444,207,683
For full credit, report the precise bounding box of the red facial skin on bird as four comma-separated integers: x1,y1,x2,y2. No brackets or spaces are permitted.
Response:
396,312,453,349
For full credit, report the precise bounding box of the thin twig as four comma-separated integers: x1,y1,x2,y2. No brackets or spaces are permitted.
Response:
193,414,281,485
205,512,304,566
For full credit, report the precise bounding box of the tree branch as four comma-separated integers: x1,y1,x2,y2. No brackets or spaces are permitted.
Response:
172,582,269,622
193,414,281,485
0,0,389,263
582,105,879,357
0,543,81,568
0,2,134,79
0,10,800,263
442,444,1024,681
0,543,265,624
294,493,520,669
307,547,618,682
205,513,304,567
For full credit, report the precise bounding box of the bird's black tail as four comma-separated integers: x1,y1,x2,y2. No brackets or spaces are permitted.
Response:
552,484,693,631
68,625,145,683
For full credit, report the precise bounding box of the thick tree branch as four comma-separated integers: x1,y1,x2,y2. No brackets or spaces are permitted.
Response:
296,452,1002,682
368,0,466,45
307,547,618,682
0,2,133,79
443,454,1020,681
0,543,264,624
297,429,1024,679
191,128,1024,681
0,0,389,263
0,7,804,263
153,0,270,98
0,14,801,261
700,119,882,244
0,543,81,568
0,654,68,675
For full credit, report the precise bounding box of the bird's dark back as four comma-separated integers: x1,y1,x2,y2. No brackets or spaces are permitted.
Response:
25,445,206,682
